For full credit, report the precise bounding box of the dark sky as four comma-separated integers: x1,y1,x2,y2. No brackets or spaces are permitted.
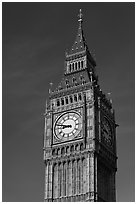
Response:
2,2,135,202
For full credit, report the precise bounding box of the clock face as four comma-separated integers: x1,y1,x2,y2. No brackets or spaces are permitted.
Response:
101,117,112,146
54,111,82,141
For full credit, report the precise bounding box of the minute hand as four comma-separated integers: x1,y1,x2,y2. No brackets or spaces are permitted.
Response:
62,125,72,129
56,124,72,128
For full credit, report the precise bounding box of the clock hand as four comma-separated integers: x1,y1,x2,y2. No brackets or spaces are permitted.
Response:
62,125,72,129
56,124,72,128
56,124,65,126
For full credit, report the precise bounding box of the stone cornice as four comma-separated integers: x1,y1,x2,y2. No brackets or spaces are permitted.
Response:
50,82,93,99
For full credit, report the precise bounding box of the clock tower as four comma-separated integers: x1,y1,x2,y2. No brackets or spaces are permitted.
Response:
43,9,117,202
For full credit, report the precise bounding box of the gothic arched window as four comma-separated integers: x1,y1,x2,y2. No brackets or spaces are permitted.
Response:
72,63,74,71
66,146,69,154
75,144,79,151
61,98,64,106
72,77,76,83
74,95,77,102
57,100,60,107
75,62,77,70
78,93,82,101
52,149,56,156
70,145,74,152
61,147,65,155
80,143,84,150
70,96,73,103
65,97,68,104
57,148,60,155
81,60,84,68
78,61,81,69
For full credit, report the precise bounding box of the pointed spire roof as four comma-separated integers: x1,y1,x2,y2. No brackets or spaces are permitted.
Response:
66,9,87,56
65,9,96,68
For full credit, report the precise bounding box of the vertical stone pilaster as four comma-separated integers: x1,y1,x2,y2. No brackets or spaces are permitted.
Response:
61,162,63,197
72,160,75,195
53,163,58,199
90,153,94,192
63,162,67,196
81,158,83,194
87,154,90,193
83,92,87,148
112,171,116,201
108,170,112,201
83,158,86,194
58,163,61,198
48,162,53,200
67,161,69,196
51,162,54,200
66,161,69,197
62,162,64,197
77,159,82,194
47,162,50,199
70,160,72,196
94,155,98,201
75,159,78,195
72,160,74,195
44,162,48,200
56,164,59,198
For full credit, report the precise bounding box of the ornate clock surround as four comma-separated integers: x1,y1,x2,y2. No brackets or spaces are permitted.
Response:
101,115,113,147
53,107,83,145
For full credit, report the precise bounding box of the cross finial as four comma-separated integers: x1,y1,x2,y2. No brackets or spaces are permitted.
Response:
78,8,83,22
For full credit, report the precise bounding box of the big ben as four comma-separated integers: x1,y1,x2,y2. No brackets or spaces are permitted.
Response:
43,9,117,202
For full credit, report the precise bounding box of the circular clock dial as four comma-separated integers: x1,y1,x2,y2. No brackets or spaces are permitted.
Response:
101,117,112,146
54,112,82,141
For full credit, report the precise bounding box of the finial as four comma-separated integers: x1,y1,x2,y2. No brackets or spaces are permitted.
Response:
50,82,53,86
78,8,83,22
49,82,53,94
45,100,48,114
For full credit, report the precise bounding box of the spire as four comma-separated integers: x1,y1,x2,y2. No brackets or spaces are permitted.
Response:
65,9,96,73
66,9,87,56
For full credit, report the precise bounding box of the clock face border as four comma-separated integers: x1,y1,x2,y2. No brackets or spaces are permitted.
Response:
53,109,83,144
101,116,113,147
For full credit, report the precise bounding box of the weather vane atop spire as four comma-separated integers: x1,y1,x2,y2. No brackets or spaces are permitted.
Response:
78,8,83,22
